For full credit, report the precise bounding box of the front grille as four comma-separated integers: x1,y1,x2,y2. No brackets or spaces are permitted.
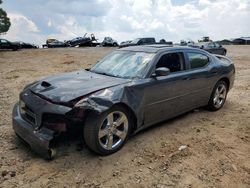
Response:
19,100,36,125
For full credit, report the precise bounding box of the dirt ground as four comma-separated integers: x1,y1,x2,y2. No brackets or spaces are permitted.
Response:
0,46,249,188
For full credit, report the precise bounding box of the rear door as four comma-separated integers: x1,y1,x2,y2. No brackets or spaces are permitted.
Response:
183,50,217,107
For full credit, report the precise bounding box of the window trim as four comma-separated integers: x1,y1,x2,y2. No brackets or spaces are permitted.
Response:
185,51,211,71
146,50,187,78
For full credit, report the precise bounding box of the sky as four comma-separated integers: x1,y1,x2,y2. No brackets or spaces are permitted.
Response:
1,0,250,45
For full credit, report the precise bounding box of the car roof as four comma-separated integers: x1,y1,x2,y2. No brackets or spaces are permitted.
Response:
117,44,204,53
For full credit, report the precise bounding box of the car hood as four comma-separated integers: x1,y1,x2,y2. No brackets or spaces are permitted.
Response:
29,70,130,103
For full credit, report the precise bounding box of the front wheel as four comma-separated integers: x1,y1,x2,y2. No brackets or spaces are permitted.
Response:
207,80,228,111
83,106,132,155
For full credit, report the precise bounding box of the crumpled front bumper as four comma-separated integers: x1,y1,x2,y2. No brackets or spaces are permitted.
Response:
13,103,56,159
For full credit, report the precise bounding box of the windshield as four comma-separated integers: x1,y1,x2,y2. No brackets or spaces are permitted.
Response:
90,51,155,79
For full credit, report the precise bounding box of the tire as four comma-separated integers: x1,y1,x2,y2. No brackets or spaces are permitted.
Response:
83,106,132,155
207,80,228,111
113,43,118,47
223,50,227,55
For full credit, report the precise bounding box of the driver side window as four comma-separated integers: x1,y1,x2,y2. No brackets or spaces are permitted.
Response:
156,52,185,73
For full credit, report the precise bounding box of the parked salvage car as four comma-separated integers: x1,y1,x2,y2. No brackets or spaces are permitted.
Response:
119,37,156,48
67,36,90,46
189,42,227,55
67,33,99,47
47,40,69,48
102,37,118,47
0,38,20,51
15,41,38,49
43,39,58,48
12,45,235,159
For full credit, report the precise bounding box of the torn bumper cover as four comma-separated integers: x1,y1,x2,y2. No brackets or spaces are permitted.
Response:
12,103,56,159
12,91,73,159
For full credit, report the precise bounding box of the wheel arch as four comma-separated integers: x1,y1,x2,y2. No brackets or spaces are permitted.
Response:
219,77,230,90
82,101,138,134
112,102,138,134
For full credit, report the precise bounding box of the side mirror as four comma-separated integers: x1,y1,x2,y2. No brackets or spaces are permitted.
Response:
152,67,170,77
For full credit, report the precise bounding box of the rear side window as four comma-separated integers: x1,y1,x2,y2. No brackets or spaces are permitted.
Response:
187,53,209,69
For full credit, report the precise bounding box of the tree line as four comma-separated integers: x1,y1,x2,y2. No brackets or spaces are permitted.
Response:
0,0,11,34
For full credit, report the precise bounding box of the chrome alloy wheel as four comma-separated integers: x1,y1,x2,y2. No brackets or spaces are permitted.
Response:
98,111,128,150
213,84,227,108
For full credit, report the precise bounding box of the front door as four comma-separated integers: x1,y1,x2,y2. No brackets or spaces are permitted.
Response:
141,52,194,126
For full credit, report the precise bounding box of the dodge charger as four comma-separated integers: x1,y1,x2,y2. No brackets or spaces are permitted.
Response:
12,45,235,159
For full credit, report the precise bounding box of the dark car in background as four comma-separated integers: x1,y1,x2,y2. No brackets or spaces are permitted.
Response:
0,39,20,51
67,36,91,46
67,33,99,47
42,39,57,48
15,41,38,49
47,40,70,48
189,42,227,55
119,37,156,48
12,45,235,159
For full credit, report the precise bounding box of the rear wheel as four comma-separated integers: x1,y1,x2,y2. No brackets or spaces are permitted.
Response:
207,80,228,111
83,106,132,155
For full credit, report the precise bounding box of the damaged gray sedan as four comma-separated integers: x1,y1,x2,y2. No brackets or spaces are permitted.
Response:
12,45,235,159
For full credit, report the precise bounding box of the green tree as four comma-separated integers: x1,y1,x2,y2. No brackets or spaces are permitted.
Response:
0,0,11,34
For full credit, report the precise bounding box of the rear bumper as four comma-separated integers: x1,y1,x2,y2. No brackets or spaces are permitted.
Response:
12,103,55,159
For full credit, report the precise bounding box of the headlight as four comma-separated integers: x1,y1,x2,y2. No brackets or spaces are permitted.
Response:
92,89,113,97
74,98,89,107
74,89,113,107
19,100,25,115
74,98,97,108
